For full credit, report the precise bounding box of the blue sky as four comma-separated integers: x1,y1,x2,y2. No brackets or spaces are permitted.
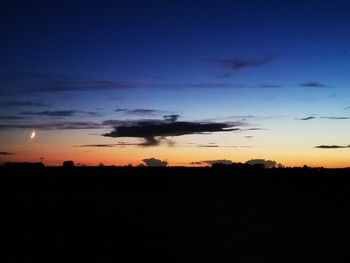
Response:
1,0,350,166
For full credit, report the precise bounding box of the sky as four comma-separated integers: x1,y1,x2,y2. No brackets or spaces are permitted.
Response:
1,0,350,167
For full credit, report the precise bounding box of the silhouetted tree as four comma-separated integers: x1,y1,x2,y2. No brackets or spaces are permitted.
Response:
63,160,75,168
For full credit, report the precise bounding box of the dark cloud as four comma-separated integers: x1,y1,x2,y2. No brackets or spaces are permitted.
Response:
76,144,116,148
163,114,180,122
246,159,281,168
19,110,101,117
0,101,49,107
142,158,168,167
190,161,203,165
0,152,14,155
103,117,241,146
75,142,149,147
315,145,350,149
203,160,234,165
210,55,276,71
300,81,328,88
296,116,316,121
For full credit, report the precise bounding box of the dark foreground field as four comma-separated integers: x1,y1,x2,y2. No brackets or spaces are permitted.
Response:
1,166,350,262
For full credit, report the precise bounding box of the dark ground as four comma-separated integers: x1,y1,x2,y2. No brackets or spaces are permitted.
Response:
1,166,350,262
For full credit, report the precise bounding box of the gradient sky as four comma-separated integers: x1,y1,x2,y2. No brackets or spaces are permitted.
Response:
1,0,350,167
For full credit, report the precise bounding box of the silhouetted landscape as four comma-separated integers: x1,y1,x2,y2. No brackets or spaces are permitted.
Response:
2,164,350,262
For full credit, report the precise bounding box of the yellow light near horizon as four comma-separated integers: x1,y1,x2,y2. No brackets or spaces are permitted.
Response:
30,131,36,139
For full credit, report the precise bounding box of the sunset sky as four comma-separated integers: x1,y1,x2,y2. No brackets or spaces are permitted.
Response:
1,0,350,167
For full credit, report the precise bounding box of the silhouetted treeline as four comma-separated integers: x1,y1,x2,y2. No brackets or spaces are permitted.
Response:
1,166,350,262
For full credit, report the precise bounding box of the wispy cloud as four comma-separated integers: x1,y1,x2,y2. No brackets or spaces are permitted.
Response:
295,116,350,121
242,128,267,131
19,110,102,117
210,55,276,71
201,115,284,123
295,116,317,121
0,116,28,120
0,72,137,94
0,152,14,155
0,101,50,107
258,84,282,88
37,81,136,93
115,108,172,116
300,81,328,88
171,83,245,89
75,142,147,147
320,116,350,120
195,144,220,148
20,110,76,117
0,121,105,130
315,145,350,149
168,82,284,89
184,142,250,148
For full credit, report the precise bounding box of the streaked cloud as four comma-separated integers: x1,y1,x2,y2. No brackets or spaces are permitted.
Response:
203,159,234,165
300,81,328,88
315,145,350,149
115,108,172,116
0,72,137,94
75,142,150,147
0,121,105,130
295,116,317,121
320,116,350,120
19,110,102,117
0,101,49,107
210,55,276,71
0,116,28,120
0,152,14,155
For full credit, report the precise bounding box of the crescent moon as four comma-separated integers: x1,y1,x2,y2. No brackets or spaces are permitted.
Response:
30,131,36,139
